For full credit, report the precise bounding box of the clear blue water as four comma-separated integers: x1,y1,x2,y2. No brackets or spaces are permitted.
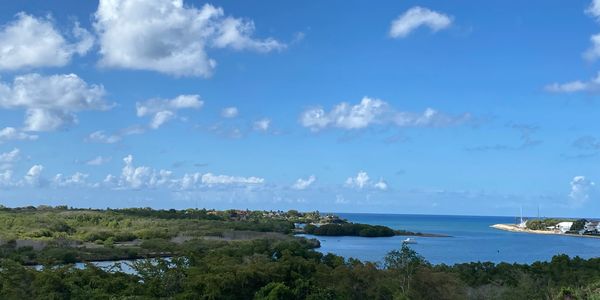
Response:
302,213,600,265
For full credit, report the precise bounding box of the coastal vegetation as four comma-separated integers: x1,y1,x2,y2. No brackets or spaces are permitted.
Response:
304,223,396,237
1,238,600,299
2,206,600,299
525,218,594,234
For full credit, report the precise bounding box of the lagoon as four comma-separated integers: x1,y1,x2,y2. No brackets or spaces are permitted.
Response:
303,213,600,265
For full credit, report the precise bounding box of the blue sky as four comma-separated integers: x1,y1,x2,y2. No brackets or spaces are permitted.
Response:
1,0,600,217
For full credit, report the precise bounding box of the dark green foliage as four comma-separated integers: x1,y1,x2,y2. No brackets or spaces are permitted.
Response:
0,238,599,299
305,223,396,237
526,218,572,230
571,219,587,232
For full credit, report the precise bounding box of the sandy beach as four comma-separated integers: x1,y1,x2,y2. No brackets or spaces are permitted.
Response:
491,224,600,239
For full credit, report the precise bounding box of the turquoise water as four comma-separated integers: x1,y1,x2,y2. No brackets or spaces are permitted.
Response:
303,214,600,265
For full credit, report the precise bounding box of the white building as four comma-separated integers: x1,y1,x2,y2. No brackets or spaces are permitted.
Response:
584,221,600,233
555,222,573,233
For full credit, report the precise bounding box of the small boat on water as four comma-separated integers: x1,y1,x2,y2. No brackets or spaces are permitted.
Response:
402,238,417,244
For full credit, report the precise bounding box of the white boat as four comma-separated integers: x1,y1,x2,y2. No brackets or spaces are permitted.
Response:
402,238,417,244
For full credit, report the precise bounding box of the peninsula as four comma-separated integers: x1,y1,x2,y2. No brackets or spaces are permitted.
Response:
492,218,600,239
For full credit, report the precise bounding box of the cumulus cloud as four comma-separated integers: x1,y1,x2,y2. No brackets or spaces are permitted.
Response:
253,118,271,132
103,154,263,190
0,73,109,131
0,148,20,165
345,171,388,191
221,107,239,118
24,164,44,187
0,13,93,70
201,173,264,186
176,172,265,189
292,175,316,190
137,95,203,129
115,155,171,189
300,97,469,131
53,172,91,187
86,130,121,144
587,0,600,22
545,72,600,93
86,156,111,166
94,0,285,77
546,2,600,92
346,171,370,189
86,126,146,144
584,34,600,61
389,6,452,38
569,176,595,206
373,179,388,191
0,170,13,188
0,127,38,143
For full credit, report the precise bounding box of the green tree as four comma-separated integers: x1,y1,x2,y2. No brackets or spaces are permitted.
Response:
384,245,428,296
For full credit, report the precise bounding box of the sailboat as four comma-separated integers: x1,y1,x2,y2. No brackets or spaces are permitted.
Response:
402,238,417,244
517,206,527,229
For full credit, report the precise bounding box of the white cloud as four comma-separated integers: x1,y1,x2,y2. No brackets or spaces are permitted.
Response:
0,13,93,70
253,118,271,131
120,155,160,189
389,6,452,38
0,148,20,165
0,127,38,143
345,171,389,191
221,106,239,118
346,171,370,189
546,2,600,92
212,17,285,52
24,164,44,187
0,170,13,187
101,154,265,191
545,72,600,93
374,179,388,191
94,0,284,77
201,173,264,186
176,171,265,189
137,94,203,129
0,148,20,172
87,131,121,144
150,111,176,129
0,73,109,131
86,156,111,166
587,0,600,22
569,176,595,206
103,155,173,189
300,97,469,131
53,172,90,187
292,175,316,190
584,34,600,61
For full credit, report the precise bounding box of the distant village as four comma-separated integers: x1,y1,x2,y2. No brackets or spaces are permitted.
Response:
520,218,600,235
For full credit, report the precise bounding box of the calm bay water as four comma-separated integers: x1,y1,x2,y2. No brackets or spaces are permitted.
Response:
303,213,600,265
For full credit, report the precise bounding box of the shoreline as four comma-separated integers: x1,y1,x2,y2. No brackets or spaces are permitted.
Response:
491,224,600,239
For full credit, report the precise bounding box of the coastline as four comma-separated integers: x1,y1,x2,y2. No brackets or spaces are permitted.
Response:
491,224,600,239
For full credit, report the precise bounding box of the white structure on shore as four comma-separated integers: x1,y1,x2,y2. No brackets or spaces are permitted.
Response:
517,206,527,229
584,221,600,234
550,222,573,233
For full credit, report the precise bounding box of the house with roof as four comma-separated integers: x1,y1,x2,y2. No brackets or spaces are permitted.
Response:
584,221,600,234
549,222,573,234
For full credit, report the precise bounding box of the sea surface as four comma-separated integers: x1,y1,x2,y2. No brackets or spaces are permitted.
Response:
301,213,600,265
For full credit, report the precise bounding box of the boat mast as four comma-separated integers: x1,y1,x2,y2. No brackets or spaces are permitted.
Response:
520,206,523,224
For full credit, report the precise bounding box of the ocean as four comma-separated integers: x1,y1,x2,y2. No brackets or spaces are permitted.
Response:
301,213,600,265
